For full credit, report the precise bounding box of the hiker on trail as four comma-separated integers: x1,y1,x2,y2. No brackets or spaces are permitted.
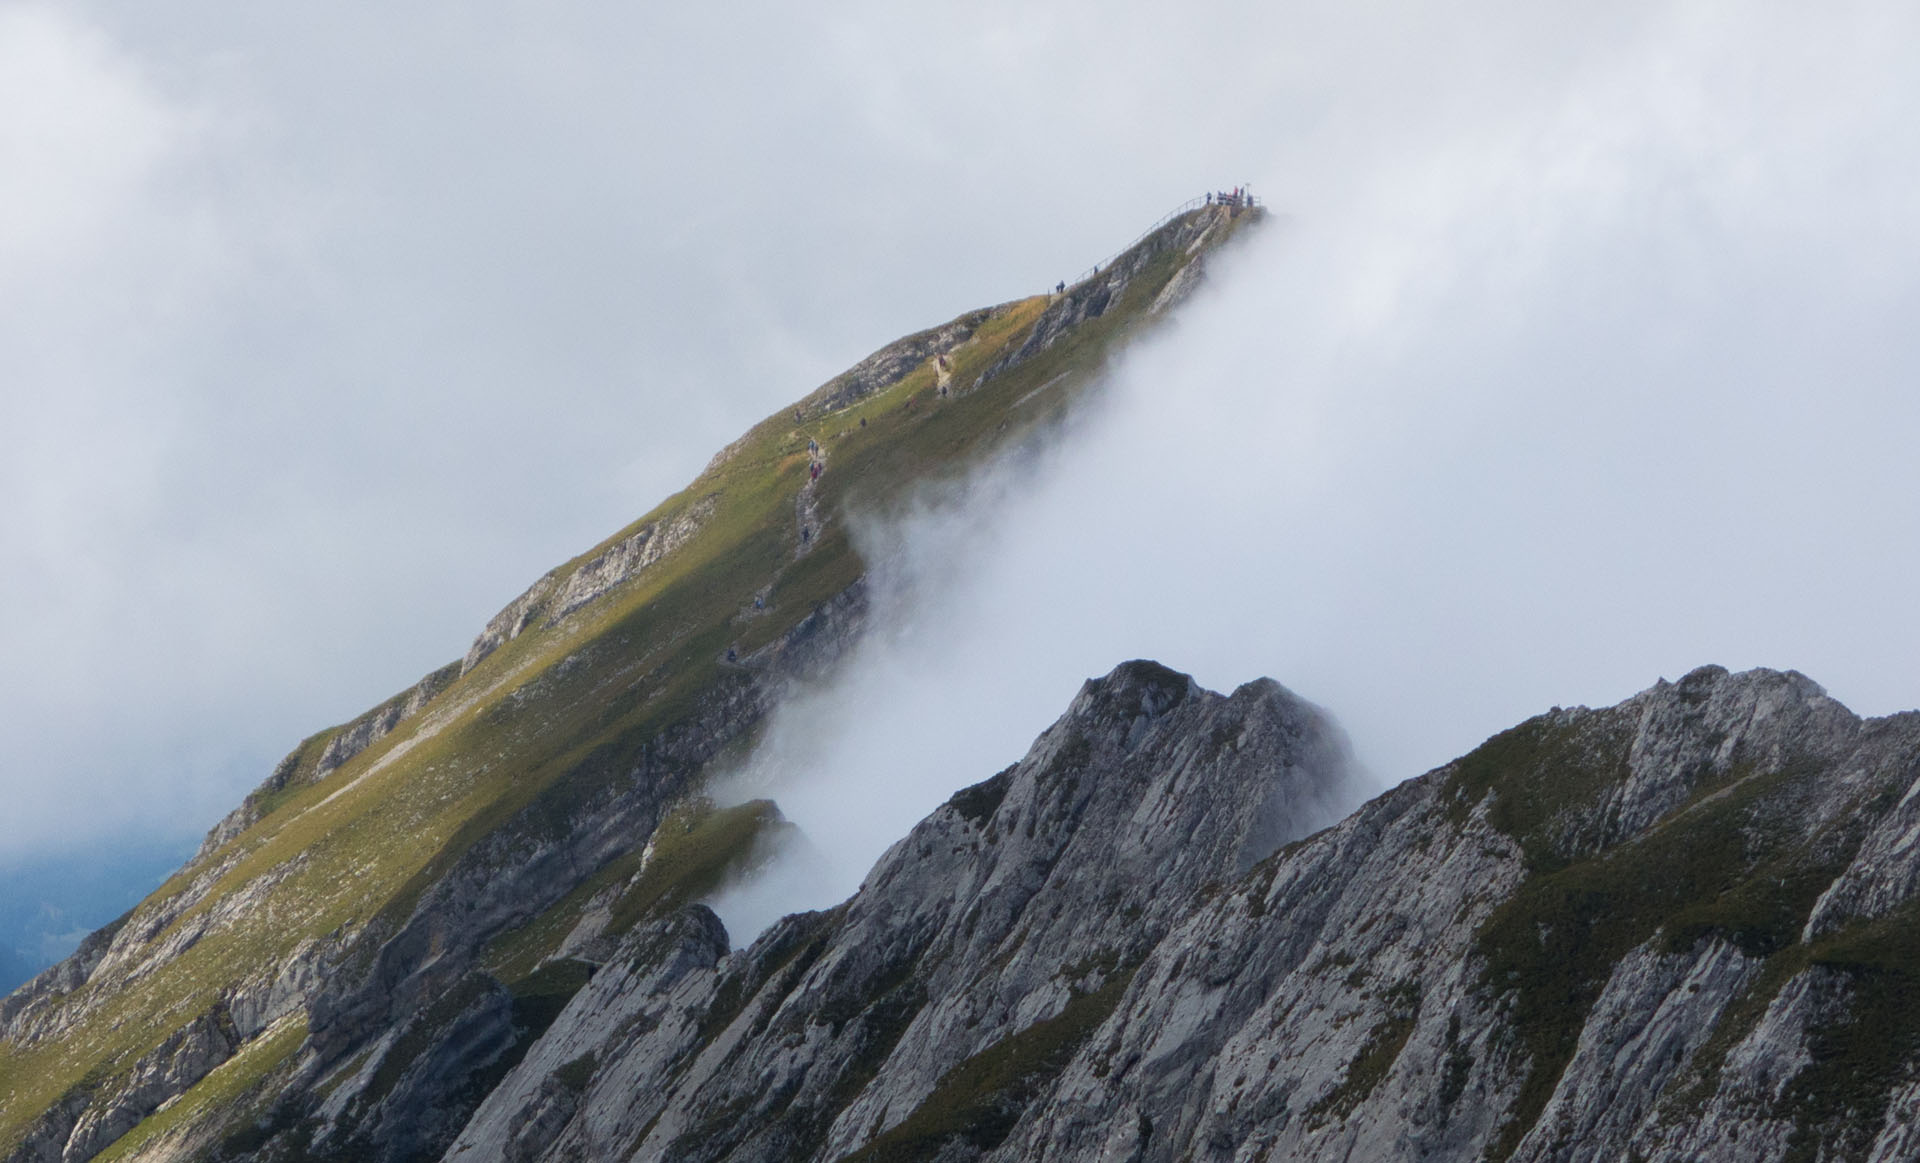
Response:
808,438,818,454
726,646,738,663
1056,280,1065,294
1206,191,1213,205
810,462,821,481
860,417,867,428
801,526,811,543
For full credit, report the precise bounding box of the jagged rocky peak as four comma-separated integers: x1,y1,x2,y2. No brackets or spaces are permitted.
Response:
442,662,1920,1163
443,660,1361,1163
1453,662,1865,869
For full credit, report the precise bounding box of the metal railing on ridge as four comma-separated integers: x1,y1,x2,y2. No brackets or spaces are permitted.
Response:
1064,191,1260,288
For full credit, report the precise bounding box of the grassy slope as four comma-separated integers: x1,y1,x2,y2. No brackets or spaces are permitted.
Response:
0,207,1262,1156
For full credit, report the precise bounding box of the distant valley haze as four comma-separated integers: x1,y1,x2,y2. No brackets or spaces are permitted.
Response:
5,0,1920,987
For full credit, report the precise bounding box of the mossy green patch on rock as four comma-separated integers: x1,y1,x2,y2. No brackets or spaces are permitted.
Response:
843,971,1135,1163
1443,711,1635,872
1311,979,1421,1125
1781,899,1920,1161
1473,742,1871,1162
608,799,787,940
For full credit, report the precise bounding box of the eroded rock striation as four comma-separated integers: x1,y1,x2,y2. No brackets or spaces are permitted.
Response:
444,660,1358,1163
441,664,1920,1163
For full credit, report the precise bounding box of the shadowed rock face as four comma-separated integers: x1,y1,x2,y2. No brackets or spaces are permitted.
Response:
441,663,1920,1163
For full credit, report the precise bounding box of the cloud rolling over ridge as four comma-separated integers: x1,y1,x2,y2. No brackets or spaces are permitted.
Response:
2,0,1918,962
708,1,1920,938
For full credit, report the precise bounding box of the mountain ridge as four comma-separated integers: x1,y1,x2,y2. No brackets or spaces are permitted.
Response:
11,192,1920,1163
0,200,1262,1163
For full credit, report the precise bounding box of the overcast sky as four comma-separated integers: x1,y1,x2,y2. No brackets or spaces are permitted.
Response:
7,2,1920,940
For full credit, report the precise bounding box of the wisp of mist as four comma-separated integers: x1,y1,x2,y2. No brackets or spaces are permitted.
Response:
705,4,1920,946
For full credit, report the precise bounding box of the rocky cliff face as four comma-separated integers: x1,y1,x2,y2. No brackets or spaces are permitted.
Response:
436,663,1920,1163
444,661,1358,1163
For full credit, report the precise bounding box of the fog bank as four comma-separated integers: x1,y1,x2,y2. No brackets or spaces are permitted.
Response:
710,2,1920,940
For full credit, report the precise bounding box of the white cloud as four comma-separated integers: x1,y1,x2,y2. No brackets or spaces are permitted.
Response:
704,0,1920,939
0,4,188,267
3,1,1919,917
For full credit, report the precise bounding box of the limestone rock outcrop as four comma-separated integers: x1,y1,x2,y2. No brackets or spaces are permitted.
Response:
441,664,1920,1163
